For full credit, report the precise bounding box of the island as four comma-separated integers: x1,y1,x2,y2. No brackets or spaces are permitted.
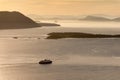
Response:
46,32,120,39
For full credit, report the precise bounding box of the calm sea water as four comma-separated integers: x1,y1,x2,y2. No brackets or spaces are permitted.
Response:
1,21,120,80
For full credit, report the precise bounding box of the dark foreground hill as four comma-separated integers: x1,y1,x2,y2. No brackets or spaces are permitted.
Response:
0,11,40,29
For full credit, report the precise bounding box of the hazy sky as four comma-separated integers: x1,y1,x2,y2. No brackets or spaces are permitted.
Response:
0,0,120,15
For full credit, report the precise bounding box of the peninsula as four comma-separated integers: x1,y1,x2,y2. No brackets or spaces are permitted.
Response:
0,11,60,29
0,11,40,29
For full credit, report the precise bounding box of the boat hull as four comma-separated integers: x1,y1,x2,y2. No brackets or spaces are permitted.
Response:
39,60,52,64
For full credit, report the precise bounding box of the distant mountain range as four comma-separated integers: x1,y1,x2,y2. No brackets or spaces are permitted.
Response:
28,14,120,22
113,17,120,21
80,16,111,21
80,16,120,22
28,14,82,20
